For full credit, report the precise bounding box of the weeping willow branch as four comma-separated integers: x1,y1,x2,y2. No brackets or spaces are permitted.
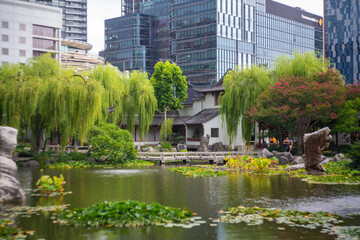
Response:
219,65,274,146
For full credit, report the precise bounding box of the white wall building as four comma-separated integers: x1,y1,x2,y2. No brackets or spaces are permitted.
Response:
133,79,245,150
0,0,62,65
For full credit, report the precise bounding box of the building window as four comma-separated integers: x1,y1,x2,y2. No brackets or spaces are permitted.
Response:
19,23,26,31
2,48,9,55
2,35,9,42
211,128,219,138
19,50,26,57
33,25,56,38
19,36,26,44
2,21,8,29
33,38,57,50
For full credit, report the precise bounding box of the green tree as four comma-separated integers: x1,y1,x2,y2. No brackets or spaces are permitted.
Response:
247,69,345,153
150,61,187,142
88,123,137,164
150,61,187,111
273,51,331,79
219,65,273,145
0,55,157,151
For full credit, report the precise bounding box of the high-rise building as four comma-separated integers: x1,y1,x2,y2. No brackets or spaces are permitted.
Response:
102,0,323,85
122,0,150,15
0,0,62,65
23,0,87,42
325,0,359,84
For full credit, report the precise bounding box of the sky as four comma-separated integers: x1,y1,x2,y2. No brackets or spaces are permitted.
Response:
88,0,324,54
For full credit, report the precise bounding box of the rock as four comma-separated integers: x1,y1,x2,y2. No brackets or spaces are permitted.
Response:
0,126,26,203
197,134,210,152
304,127,332,175
135,145,141,152
142,146,155,152
45,159,54,165
212,142,225,152
171,148,177,152
176,144,187,152
21,160,40,168
284,164,305,171
261,148,274,159
292,156,305,164
334,153,345,162
278,156,289,165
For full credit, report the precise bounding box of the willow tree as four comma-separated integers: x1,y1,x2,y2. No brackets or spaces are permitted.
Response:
0,55,157,151
219,65,273,145
273,51,330,79
0,54,103,151
88,65,157,140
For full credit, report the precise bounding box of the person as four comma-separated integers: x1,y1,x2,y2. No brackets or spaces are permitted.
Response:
283,137,291,152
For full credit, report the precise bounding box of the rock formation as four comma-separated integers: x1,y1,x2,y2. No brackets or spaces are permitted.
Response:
304,127,332,175
0,127,26,203
197,134,210,152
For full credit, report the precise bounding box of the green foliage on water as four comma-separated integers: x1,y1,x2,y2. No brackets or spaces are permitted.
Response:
0,219,34,239
215,206,344,236
168,166,228,177
46,159,154,169
54,200,200,228
36,174,66,196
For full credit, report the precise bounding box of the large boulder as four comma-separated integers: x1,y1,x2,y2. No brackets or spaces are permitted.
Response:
0,127,26,203
261,148,274,159
176,144,187,152
284,164,305,171
292,156,305,164
304,127,332,175
197,134,210,152
212,142,225,152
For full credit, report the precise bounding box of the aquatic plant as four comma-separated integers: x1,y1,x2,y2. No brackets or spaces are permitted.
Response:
36,174,65,196
225,155,277,173
214,206,343,234
46,159,153,169
54,200,203,228
168,166,228,177
0,219,34,239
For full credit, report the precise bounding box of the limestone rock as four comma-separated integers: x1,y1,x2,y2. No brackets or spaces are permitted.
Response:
142,146,155,152
261,148,274,159
0,127,26,203
197,134,210,152
212,142,225,152
284,164,305,171
304,127,332,175
176,144,187,152
278,156,289,165
292,156,305,164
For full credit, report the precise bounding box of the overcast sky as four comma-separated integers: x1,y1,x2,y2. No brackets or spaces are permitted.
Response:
88,0,324,54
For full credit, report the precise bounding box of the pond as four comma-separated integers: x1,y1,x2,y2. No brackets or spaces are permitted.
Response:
12,166,360,239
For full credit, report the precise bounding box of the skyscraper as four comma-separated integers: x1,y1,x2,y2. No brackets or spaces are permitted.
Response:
102,0,323,85
23,0,87,42
325,0,359,84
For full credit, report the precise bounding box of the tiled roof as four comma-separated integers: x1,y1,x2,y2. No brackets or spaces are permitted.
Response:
185,108,219,125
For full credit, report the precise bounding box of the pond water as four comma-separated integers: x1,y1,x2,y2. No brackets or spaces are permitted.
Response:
11,166,360,239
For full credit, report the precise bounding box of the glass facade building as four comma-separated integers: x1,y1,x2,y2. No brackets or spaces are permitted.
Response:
22,0,87,42
325,0,359,84
102,14,154,72
102,0,323,85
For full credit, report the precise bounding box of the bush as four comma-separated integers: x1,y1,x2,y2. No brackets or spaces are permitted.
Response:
160,141,172,151
225,155,277,173
346,142,360,169
89,123,137,164
170,133,185,145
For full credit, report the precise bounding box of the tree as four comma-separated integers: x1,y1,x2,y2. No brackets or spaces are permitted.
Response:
150,61,187,112
88,123,137,164
150,61,187,141
247,68,345,153
0,55,157,151
219,65,274,145
273,51,330,79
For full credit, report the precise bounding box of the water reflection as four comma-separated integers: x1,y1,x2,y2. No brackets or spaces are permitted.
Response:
9,166,360,239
